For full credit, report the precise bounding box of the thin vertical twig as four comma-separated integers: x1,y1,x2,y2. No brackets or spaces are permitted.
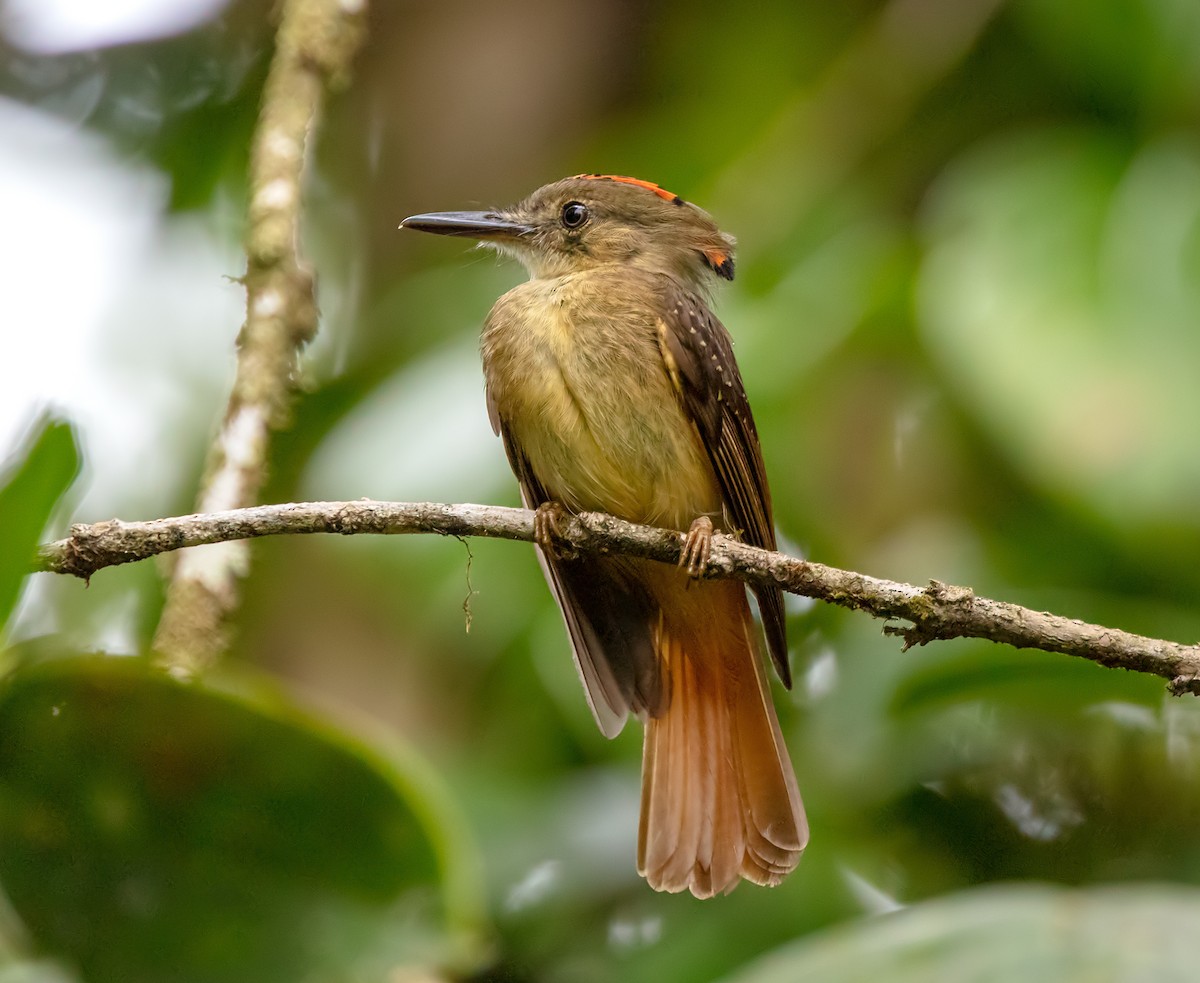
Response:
153,0,367,677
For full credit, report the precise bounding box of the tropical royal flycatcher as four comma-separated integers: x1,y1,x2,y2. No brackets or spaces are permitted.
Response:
401,174,807,898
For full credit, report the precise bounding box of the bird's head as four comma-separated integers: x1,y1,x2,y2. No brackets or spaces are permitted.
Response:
401,174,735,293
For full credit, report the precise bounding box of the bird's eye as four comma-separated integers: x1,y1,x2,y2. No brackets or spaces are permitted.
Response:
560,201,589,229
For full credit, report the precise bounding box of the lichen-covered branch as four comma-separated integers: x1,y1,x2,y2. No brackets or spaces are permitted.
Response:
153,0,366,677
37,500,1200,694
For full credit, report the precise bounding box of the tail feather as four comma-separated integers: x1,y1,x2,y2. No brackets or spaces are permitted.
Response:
639,648,699,890
637,582,807,898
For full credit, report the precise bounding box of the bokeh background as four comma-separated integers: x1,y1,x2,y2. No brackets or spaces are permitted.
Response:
3,0,1200,980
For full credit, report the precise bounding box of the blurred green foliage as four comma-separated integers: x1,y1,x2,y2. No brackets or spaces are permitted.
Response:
0,658,467,983
3,0,1200,980
724,882,1200,982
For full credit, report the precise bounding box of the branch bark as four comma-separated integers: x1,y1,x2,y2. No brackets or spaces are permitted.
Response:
152,0,366,677
36,501,1200,695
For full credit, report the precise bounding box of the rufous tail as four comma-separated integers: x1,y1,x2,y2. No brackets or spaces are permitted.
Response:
637,580,807,898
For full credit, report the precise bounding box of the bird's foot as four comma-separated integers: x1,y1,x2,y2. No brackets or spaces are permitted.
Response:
680,515,714,579
533,501,570,558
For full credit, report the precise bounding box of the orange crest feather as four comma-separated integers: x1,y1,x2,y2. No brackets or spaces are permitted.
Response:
573,173,686,206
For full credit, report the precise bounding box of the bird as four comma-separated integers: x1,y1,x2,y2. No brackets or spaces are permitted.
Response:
401,174,807,898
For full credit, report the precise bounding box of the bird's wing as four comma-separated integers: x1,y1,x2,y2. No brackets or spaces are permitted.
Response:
489,392,661,737
653,280,791,686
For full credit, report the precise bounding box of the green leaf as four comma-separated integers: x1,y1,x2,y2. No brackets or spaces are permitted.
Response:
720,883,1200,982
0,419,80,635
0,656,484,983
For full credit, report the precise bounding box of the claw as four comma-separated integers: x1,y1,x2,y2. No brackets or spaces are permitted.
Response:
680,515,714,579
534,501,569,558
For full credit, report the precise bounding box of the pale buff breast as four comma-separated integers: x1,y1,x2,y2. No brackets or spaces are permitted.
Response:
482,273,721,528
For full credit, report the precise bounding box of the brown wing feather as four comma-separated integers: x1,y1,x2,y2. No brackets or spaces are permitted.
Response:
654,281,791,686
490,394,661,736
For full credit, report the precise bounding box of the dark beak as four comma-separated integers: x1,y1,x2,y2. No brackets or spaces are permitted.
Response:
399,210,534,240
